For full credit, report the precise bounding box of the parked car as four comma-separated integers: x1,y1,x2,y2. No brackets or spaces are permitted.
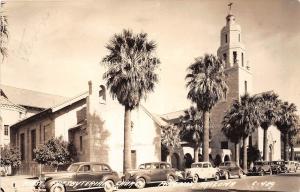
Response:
284,161,297,173
184,162,220,183
248,161,272,176
124,162,177,189
34,162,120,192
270,160,285,174
218,161,245,179
295,161,300,170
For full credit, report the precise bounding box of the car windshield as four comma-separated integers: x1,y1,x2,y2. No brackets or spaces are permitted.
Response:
191,163,202,168
67,164,80,172
254,162,263,166
138,164,145,169
285,162,289,164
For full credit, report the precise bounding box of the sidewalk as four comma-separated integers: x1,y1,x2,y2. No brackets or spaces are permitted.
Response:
0,175,38,192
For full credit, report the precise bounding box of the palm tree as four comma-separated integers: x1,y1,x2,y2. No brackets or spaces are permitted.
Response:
102,29,160,172
275,102,298,161
289,126,300,161
222,101,243,165
185,54,228,162
179,106,203,162
256,92,281,161
161,124,181,164
222,94,260,172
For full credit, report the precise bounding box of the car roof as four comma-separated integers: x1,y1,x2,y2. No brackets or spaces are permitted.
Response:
192,161,210,165
142,162,170,164
71,162,110,166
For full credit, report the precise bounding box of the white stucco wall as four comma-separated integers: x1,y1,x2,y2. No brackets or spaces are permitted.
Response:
87,81,161,173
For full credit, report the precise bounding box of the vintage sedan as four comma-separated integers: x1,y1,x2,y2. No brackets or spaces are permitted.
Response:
124,162,177,189
34,162,120,192
218,161,245,179
185,162,220,182
270,160,285,174
284,161,297,173
248,161,272,176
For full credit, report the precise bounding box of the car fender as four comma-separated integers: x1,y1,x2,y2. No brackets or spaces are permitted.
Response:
135,174,151,183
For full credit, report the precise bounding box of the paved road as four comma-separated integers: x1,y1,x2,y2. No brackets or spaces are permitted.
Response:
0,172,299,192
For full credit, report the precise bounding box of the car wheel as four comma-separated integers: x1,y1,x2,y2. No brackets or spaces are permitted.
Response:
167,175,175,183
192,174,199,183
224,172,229,180
135,177,146,189
50,183,65,192
214,173,220,181
104,180,115,192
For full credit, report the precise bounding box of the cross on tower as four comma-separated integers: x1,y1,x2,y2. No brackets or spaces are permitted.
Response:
228,2,233,14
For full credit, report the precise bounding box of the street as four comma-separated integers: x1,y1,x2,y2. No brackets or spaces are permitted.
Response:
1,172,299,192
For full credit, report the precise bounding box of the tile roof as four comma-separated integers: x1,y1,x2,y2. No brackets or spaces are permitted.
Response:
0,95,26,111
0,84,69,109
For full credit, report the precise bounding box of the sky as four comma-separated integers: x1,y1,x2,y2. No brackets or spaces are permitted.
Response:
1,0,300,115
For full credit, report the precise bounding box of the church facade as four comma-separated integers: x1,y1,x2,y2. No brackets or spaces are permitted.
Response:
10,81,161,175
160,13,281,166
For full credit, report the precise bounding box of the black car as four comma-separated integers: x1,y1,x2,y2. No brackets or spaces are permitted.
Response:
124,162,177,189
218,161,245,179
270,160,285,174
248,161,272,176
34,162,120,192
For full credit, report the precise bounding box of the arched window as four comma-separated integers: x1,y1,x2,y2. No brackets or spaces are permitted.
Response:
99,85,106,103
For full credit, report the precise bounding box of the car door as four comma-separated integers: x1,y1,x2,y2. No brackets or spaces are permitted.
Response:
150,163,163,181
75,164,94,189
159,163,169,181
202,163,209,178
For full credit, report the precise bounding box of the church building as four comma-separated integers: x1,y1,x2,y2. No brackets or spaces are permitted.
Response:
9,81,161,175
160,11,281,167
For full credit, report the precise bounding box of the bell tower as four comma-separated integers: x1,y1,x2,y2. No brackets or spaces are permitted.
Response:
210,3,253,163
217,4,252,96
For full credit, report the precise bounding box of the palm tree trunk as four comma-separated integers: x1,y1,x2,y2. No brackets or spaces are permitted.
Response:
263,128,268,161
203,111,210,162
290,146,295,161
123,106,132,173
243,136,248,172
194,145,199,162
283,132,289,161
235,142,240,166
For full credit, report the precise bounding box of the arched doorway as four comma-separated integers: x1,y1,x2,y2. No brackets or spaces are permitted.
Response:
214,154,222,167
224,155,230,162
184,153,193,168
171,153,180,169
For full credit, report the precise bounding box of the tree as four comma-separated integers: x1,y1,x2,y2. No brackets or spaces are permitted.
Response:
222,94,260,172
0,145,21,175
179,106,203,162
33,137,72,172
102,29,160,172
185,54,228,162
256,92,281,161
275,102,298,161
287,117,300,161
161,125,181,164
240,145,261,164
222,101,243,165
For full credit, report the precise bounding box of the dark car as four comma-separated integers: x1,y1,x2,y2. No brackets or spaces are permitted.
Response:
248,161,272,176
34,162,120,192
270,160,285,174
218,161,245,179
124,162,177,189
